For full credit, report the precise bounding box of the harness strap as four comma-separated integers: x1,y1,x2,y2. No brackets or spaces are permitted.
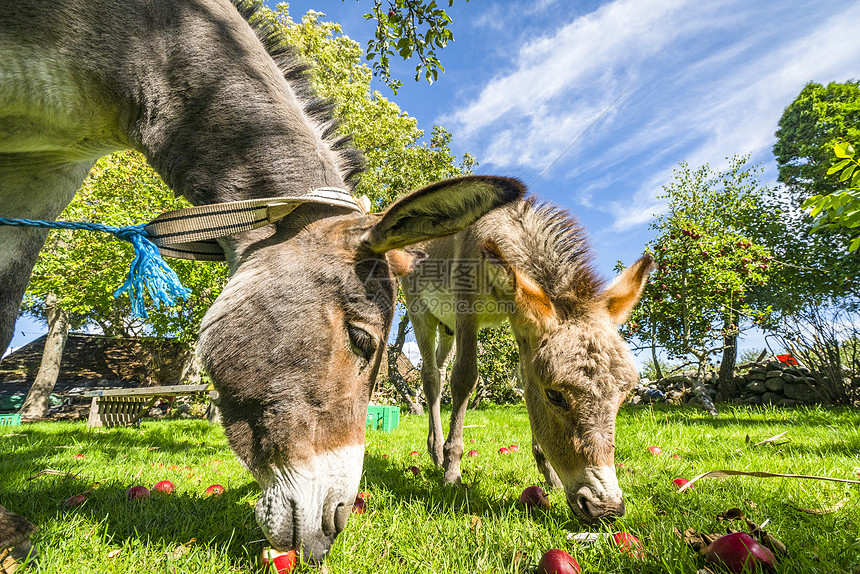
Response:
146,188,369,260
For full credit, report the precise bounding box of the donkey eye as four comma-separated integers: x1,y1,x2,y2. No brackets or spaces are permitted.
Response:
545,389,569,409
347,324,375,362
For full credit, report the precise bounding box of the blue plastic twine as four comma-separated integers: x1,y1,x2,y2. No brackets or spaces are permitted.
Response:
0,217,192,318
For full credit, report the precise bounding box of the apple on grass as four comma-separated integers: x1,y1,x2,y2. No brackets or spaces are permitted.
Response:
352,495,366,514
63,494,86,507
508,444,519,453
672,478,693,490
260,548,298,573
204,484,225,496
537,549,580,574
648,446,662,455
705,532,777,573
519,486,551,512
153,480,175,494
467,450,479,457
408,466,420,476
498,447,510,455
127,485,150,500
612,532,645,559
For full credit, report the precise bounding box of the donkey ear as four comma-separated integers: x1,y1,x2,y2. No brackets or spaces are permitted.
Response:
601,254,654,324
361,176,525,253
385,249,427,277
481,239,557,328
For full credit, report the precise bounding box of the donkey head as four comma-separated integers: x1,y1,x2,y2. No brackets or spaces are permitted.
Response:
485,244,653,523
198,176,523,561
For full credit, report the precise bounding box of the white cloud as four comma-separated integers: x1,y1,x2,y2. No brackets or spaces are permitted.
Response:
401,341,422,367
447,0,860,234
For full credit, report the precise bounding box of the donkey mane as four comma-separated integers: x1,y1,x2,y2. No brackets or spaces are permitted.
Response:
489,196,602,309
232,0,364,190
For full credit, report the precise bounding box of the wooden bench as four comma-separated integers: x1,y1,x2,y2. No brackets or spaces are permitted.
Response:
83,384,219,428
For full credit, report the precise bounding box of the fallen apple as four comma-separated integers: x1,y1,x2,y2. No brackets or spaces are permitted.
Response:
153,480,175,494
410,450,419,456
63,494,86,507
537,548,580,574
612,531,645,559
260,548,298,573
127,485,150,500
467,450,479,457
648,446,662,455
499,447,510,455
705,532,777,573
519,485,550,512
508,444,519,453
408,465,420,476
75,453,85,460
204,484,225,496
672,478,693,490
352,495,366,514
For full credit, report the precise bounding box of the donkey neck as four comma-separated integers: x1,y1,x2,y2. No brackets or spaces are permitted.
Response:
126,1,354,208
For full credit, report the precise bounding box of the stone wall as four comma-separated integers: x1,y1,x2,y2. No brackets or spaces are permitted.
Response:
629,359,826,407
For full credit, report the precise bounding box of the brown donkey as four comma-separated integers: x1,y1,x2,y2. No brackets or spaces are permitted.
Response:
403,197,653,523
0,0,524,561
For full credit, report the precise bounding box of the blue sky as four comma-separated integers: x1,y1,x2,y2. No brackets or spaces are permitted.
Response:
6,0,860,366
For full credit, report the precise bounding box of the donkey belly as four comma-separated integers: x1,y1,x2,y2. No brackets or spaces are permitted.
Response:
0,46,128,159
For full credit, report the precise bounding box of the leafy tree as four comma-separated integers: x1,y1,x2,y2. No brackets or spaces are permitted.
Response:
773,80,860,201
621,156,776,415
352,0,466,93
802,142,860,251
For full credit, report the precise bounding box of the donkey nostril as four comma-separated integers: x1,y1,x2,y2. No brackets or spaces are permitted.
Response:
333,502,350,535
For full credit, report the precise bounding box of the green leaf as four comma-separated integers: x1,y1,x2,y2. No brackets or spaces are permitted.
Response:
850,236,860,252
827,158,851,175
834,141,855,159
840,164,856,183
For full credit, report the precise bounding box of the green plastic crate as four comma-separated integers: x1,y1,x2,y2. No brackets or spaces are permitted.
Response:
0,413,22,426
366,405,400,432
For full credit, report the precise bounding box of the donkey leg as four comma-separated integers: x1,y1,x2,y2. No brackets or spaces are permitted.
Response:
532,432,564,490
442,317,478,485
0,158,91,355
411,313,445,466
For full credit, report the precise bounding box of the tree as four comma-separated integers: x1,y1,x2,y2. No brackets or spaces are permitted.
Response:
773,80,860,201
802,141,860,252
622,156,776,415
351,0,466,93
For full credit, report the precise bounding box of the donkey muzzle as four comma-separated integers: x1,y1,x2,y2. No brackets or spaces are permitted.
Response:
566,464,625,523
254,444,364,562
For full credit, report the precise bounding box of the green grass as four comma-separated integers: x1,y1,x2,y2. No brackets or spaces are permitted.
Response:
1,404,859,573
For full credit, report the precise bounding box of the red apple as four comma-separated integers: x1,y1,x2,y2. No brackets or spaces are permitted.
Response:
705,532,777,573
153,480,175,494
260,548,298,573
408,465,420,476
648,446,662,455
672,478,692,490
205,484,225,496
352,495,366,514
537,549,580,574
127,485,150,500
671,454,681,459
612,532,645,559
63,494,86,507
410,450,419,456
467,450,479,457
499,447,510,455
519,485,550,512
75,453,85,460
508,444,519,453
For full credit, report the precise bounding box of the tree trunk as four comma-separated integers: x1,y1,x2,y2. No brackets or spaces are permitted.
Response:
384,314,423,415
691,353,719,416
650,315,663,380
179,345,203,384
19,294,69,419
717,313,740,400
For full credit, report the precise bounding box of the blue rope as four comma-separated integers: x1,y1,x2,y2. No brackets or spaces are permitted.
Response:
0,217,191,318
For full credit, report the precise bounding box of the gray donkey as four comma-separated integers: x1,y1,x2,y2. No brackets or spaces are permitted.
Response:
403,197,652,523
0,0,523,561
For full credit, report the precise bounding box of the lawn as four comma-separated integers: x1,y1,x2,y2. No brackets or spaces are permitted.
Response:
1,404,859,573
